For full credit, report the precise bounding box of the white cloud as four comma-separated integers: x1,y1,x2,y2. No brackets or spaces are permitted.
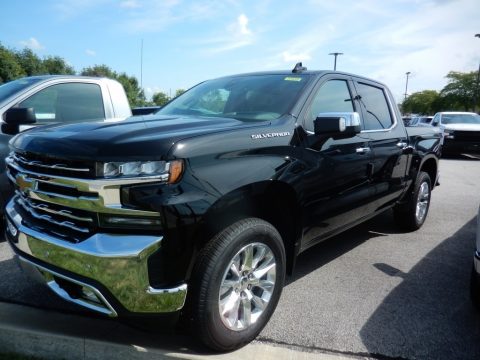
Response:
120,0,141,9
19,37,45,50
204,14,255,53
236,14,251,35
85,49,96,56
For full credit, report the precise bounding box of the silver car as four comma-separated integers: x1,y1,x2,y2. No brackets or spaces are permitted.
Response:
472,206,480,308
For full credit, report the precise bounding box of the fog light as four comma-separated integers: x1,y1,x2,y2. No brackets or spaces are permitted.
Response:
6,219,17,237
100,215,162,227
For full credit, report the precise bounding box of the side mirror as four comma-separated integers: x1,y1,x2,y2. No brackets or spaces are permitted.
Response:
314,112,361,138
4,107,37,125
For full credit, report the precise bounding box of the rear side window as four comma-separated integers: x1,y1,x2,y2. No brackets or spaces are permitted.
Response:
19,83,105,123
355,82,393,130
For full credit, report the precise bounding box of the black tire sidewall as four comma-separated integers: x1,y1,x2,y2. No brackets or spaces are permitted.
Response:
194,219,285,351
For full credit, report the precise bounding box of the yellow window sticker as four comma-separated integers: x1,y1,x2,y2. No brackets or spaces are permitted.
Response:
284,77,302,82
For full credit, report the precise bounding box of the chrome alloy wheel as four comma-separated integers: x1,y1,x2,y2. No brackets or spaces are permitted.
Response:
218,242,276,331
415,181,430,223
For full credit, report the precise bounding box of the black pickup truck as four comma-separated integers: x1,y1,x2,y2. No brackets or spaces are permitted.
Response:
5,64,441,351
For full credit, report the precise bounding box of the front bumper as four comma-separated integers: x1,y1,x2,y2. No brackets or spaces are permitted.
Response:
5,200,187,316
443,139,480,154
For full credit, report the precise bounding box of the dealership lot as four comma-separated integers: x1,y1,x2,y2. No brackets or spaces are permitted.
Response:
1,158,479,359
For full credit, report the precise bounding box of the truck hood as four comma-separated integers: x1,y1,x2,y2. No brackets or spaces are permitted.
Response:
443,123,480,131
10,115,264,160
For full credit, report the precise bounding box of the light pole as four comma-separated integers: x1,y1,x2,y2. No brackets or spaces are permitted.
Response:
404,71,411,102
474,34,480,113
329,52,343,71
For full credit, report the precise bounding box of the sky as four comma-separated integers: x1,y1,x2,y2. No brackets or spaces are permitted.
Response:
1,0,479,102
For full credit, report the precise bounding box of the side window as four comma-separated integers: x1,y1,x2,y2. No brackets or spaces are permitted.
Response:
355,82,393,130
306,80,354,130
19,83,105,123
432,113,440,126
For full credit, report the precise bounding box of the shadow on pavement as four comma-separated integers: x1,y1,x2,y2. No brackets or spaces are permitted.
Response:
289,210,399,285
359,217,480,359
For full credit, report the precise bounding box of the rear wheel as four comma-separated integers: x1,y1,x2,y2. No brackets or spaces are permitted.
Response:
190,218,285,351
394,171,431,231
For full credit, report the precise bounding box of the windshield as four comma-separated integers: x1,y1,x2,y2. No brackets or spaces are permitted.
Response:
157,74,310,121
0,77,43,102
441,113,480,125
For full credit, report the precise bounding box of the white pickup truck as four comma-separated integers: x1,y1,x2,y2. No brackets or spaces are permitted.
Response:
0,75,132,212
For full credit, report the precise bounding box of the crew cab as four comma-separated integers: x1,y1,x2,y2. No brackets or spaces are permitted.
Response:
0,75,132,211
5,65,441,351
431,111,480,155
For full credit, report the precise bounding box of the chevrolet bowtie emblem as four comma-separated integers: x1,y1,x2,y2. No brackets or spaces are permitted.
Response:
16,173,35,193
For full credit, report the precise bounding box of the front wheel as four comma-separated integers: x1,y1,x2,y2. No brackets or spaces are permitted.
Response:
190,218,285,351
394,171,432,231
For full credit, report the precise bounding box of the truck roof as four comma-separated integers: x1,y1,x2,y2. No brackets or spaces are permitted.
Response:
212,69,388,88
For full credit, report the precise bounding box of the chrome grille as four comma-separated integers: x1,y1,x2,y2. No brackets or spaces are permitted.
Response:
10,152,95,178
6,151,163,243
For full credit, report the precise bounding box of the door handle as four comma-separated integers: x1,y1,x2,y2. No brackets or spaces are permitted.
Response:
356,147,371,154
396,141,408,148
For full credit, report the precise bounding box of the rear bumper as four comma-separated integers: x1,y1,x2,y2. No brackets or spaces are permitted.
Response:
5,199,187,316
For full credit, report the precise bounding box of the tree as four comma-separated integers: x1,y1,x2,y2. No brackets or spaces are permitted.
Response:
14,48,45,76
81,64,146,107
440,71,478,111
0,44,25,83
81,64,116,78
43,56,75,75
401,90,440,114
174,89,186,98
152,91,170,106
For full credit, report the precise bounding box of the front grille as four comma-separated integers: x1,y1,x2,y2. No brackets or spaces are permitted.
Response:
11,152,96,179
14,193,95,243
454,131,480,142
7,151,162,243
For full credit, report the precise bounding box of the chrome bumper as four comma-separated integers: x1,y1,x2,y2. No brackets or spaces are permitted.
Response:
6,200,187,316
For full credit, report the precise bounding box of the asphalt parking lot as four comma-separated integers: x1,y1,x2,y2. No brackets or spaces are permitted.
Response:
1,158,480,359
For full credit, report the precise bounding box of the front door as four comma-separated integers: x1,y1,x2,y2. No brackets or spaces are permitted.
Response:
298,76,374,251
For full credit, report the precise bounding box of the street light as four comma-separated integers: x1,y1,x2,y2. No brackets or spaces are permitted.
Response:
329,52,343,71
474,34,480,113
404,71,411,102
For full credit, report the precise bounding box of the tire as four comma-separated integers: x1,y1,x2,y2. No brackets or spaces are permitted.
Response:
471,265,480,310
189,218,285,351
394,171,431,231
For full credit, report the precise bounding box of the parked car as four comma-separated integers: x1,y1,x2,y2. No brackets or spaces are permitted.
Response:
471,206,480,309
0,75,132,212
131,106,162,116
5,65,441,351
409,116,433,127
431,111,480,154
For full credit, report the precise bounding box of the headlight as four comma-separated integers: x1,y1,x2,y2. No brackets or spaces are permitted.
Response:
443,130,455,139
101,159,184,183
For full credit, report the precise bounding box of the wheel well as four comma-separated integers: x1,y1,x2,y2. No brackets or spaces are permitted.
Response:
420,158,437,187
200,181,300,275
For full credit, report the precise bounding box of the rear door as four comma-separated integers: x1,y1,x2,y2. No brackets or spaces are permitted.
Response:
352,78,410,211
298,75,375,250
